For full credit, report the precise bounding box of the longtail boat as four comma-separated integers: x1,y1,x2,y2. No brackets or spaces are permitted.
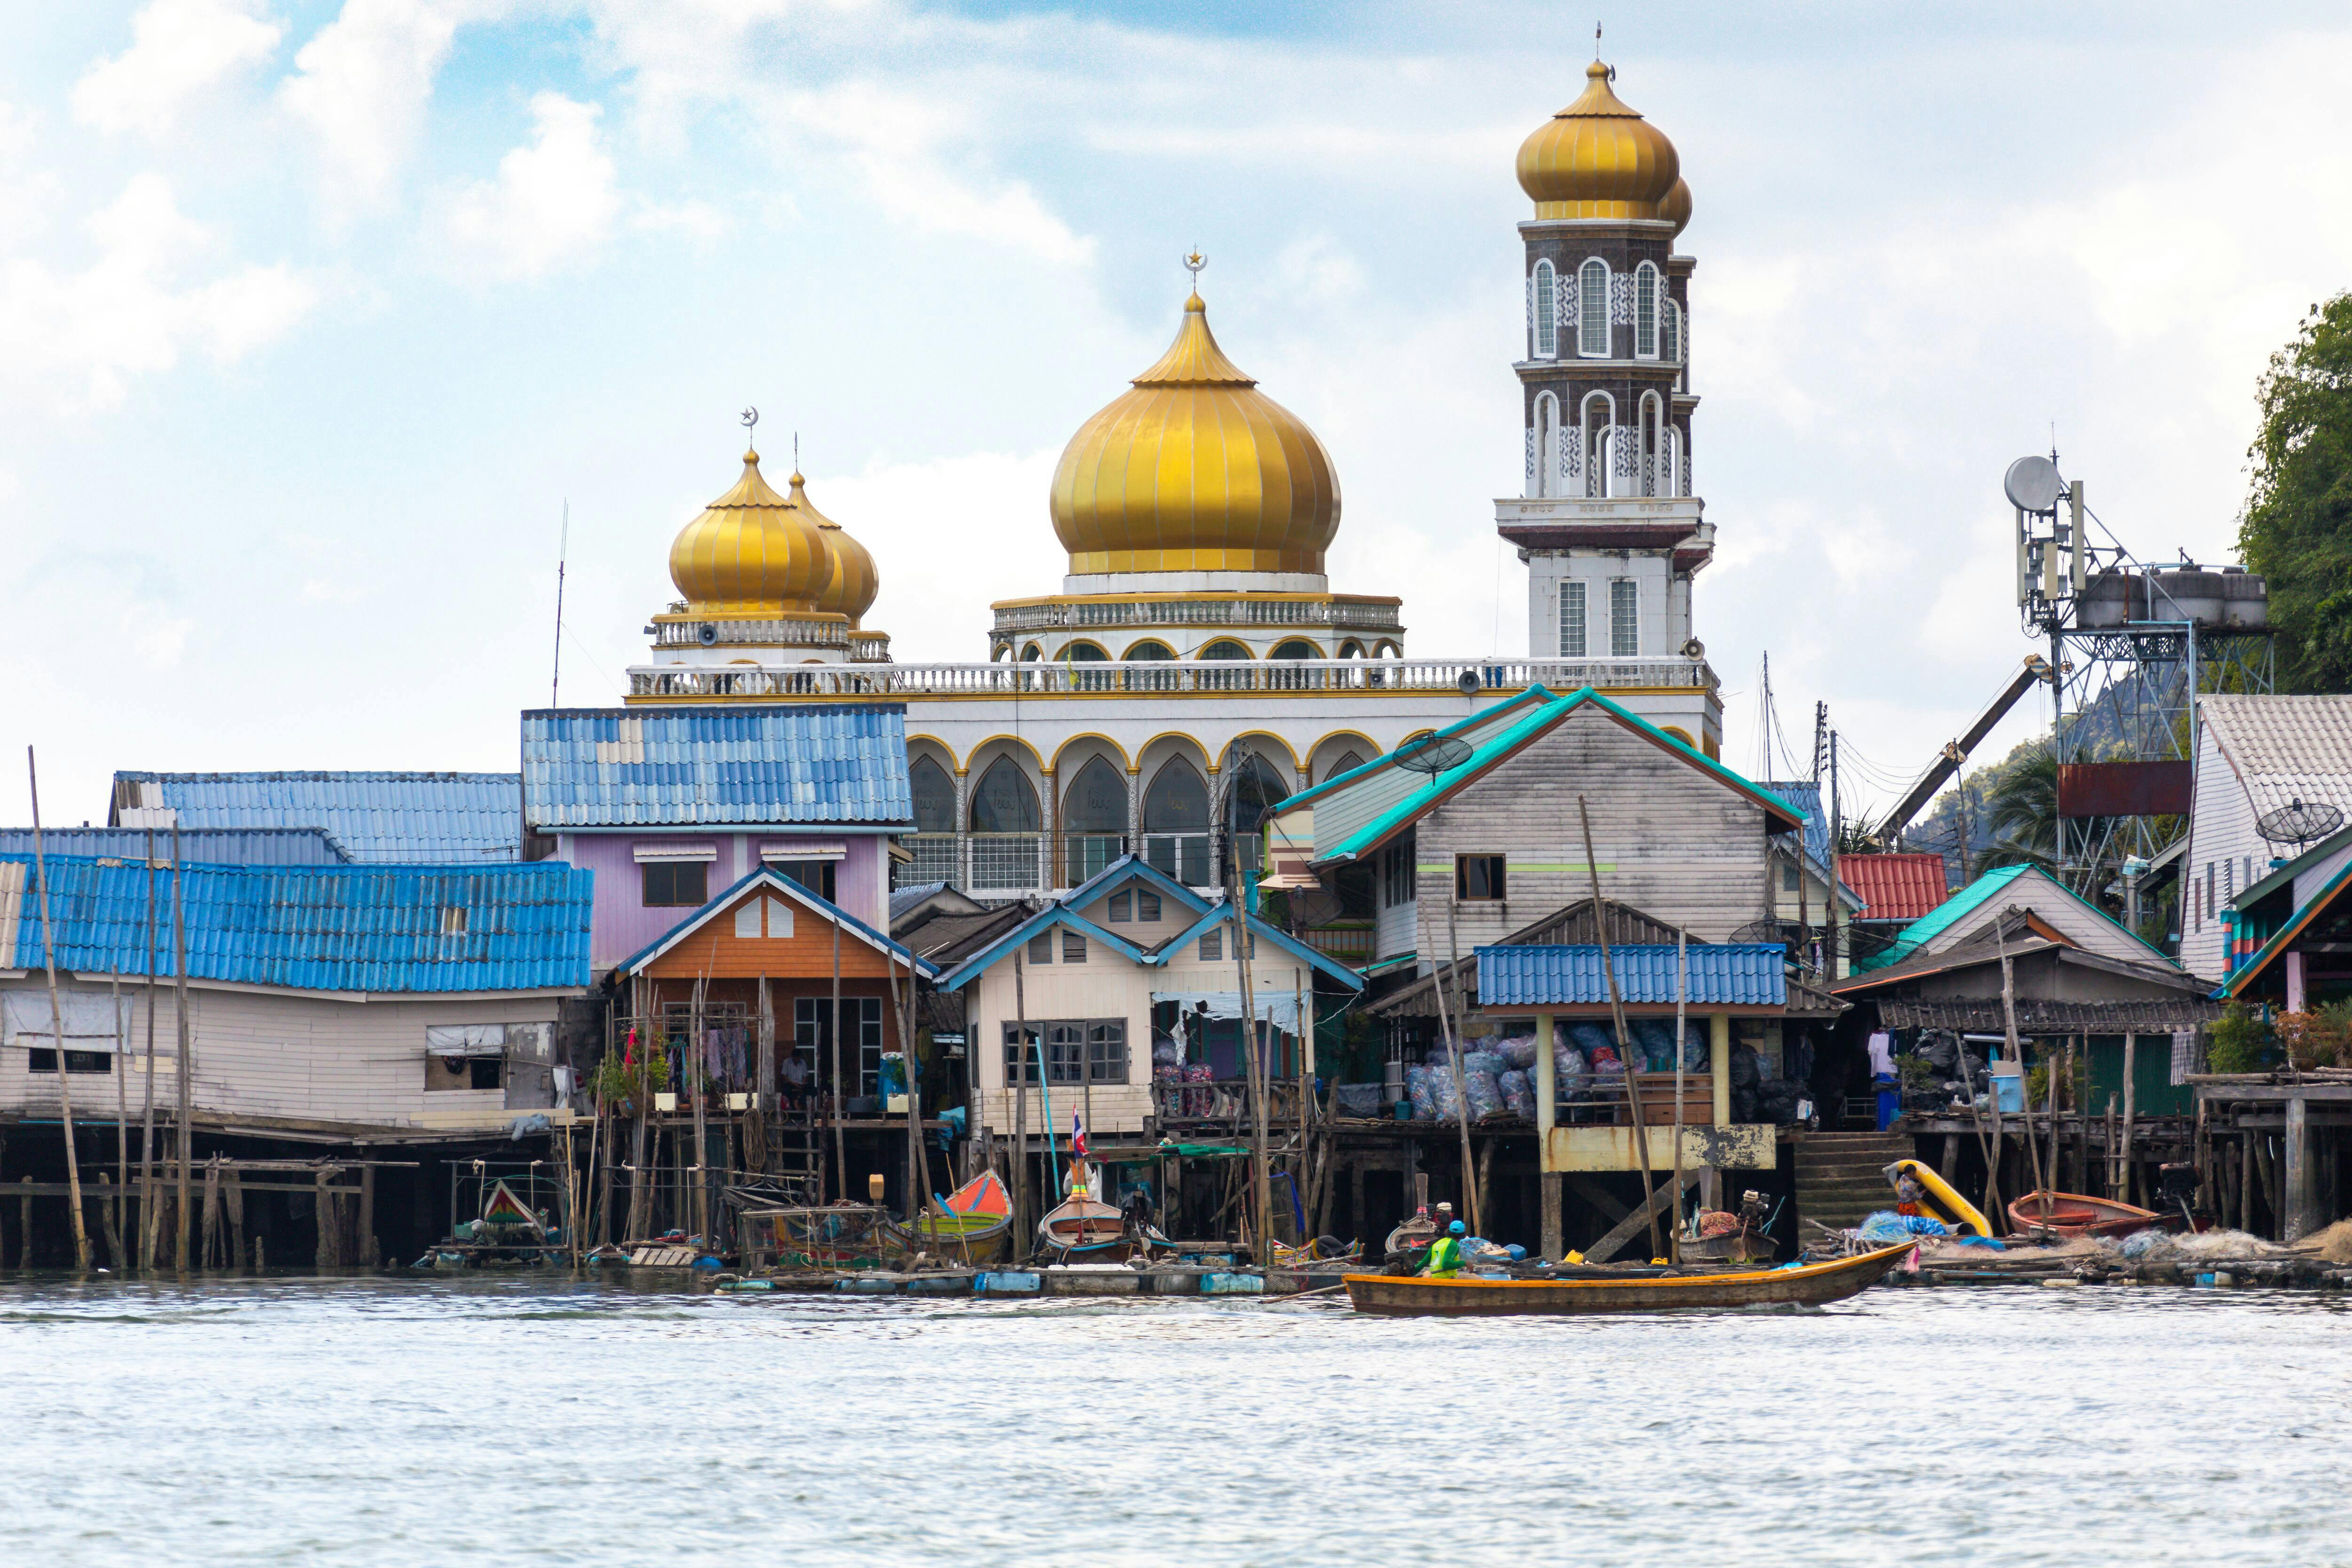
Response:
883,1171,1016,1264
2007,1191,2160,1239
1341,1242,1915,1316
1038,1155,1171,1261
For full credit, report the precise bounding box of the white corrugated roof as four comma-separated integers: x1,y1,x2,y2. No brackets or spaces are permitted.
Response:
2202,695,2352,819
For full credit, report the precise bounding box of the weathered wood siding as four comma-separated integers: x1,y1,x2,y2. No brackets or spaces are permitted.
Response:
1412,704,1773,962
2181,721,2257,981
638,885,905,982
0,978,564,1130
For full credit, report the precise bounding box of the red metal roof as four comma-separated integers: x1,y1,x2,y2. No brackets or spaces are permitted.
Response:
1842,853,1951,923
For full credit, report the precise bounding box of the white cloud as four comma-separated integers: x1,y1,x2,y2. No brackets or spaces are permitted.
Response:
445,93,622,281
0,173,319,412
73,0,285,136
279,0,465,210
125,606,196,668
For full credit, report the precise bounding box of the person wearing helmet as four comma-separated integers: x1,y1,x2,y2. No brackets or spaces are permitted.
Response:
1422,1219,1467,1279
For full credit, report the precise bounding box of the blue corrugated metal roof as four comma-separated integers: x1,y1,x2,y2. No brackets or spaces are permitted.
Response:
0,828,351,866
3,853,590,994
112,772,518,863
520,705,914,828
1761,781,1832,867
1476,944,1788,1007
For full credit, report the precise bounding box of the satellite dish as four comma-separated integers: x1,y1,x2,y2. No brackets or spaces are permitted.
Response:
2257,797,2344,847
1287,888,1345,929
1395,735,1472,776
1731,918,1805,951
2003,455,2065,514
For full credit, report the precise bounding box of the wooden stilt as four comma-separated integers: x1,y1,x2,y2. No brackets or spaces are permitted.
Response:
17,1176,32,1269
98,1172,125,1271
358,1162,377,1268
224,1169,246,1270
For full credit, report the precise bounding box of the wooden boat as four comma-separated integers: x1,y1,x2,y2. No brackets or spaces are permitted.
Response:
882,1171,1016,1264
1341,1242,1915,1317
1886,1158,1994,1237
2008,1191,2161,1239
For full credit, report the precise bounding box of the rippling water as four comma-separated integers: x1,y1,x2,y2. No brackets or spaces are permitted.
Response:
1,1273,2346,1565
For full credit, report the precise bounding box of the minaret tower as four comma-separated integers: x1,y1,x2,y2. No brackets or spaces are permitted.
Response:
1500,58,1715,697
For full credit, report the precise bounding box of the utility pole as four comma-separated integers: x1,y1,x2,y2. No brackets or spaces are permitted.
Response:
1828,732,1844,980
172,820,192,1272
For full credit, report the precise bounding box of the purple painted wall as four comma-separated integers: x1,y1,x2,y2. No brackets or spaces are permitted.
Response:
564,832,892,970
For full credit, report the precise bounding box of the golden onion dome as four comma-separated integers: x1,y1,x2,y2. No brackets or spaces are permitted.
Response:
1050,289,1339,576
795,470,880,627
1658,175,1692,237
667,449,831,615
1517,60,1681,220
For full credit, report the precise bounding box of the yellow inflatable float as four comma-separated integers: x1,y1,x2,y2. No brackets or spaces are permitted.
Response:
1887,1158,1995,1237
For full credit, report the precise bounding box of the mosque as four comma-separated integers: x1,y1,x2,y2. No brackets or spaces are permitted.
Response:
624,60,1720,913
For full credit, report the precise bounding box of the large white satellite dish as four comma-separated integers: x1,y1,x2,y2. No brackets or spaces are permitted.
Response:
2004,455,2065,514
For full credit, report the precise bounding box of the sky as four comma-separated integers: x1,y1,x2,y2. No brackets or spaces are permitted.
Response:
5,0,2351,828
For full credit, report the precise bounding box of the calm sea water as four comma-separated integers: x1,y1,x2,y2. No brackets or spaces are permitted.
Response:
0,1274,2345,1566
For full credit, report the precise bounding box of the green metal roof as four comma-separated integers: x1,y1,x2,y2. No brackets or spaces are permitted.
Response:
1852,862,2171,974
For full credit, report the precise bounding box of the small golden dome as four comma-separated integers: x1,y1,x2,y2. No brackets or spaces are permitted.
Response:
667,449,831,615
1658,176,1691,237
1516,60,1681,221
795,470,880,627
1050,290,1339,576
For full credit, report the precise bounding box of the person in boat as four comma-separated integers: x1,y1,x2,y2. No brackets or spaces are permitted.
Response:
1421,1221,1467,1279
1892,1168,1929,1217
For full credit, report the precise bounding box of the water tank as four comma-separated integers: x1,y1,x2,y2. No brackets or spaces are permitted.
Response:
2072,567,2266,631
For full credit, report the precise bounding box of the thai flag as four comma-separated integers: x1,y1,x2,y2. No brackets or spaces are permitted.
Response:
1071,1112,1088,1158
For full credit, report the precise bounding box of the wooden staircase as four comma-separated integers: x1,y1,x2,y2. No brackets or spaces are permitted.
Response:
1792,1131,1915,1233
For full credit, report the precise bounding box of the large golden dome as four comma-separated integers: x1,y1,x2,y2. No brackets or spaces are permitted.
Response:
1050,290,1339,576
795,470,880,627
1517,60,1681,221
668,449,831,615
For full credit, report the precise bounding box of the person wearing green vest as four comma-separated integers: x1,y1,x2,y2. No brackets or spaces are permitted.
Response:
1422,1220,1467,1278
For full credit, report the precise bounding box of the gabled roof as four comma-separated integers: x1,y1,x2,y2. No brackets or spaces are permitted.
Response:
890,881,987,927
934,856,1365,994
898,902,1033,966
1478,944,1789,1008
1758,780,1866,912
521,704,914,830
1279,686,1803,868
1852,862,2171,974
1835,922,2206,997
2201,694,2352,820
2219,851,2352,999
0,827,351,866
112,771,519,863
1840,852,1951,923
0,853,589,994
614,863,936,978
2228,821,2352,916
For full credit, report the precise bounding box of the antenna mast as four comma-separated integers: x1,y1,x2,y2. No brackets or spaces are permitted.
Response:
550,500,568,708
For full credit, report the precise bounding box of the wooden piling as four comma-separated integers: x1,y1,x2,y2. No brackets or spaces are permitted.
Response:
171,821,193,1273
98,1172,125,1271
224,1168,245,1269
16,1175,30,1267
357,1160,376,1268
25,747,93,1271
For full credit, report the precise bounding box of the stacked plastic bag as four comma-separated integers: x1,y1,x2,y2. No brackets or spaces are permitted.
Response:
1461,1051,1505,1119
1405,1063,1436,1121
1499,1068,1534,1119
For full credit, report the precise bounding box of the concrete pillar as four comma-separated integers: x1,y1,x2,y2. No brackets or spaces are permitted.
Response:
1709,1013,1732,1126
2285,1096,2312,1242
1534,1013,1560,1262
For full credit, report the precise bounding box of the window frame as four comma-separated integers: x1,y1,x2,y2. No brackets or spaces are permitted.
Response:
1634,262,1660,359
776,859,836,903
1026,932,1054,964
1004,1019,1127,1085
641,859,708,908
1558,580,1587,658
1061,931,1087,963
1532,259,1557,358
1107,891,1132,922
1455,854,1507,902
1609,578,1640,657
1578,258,1610,358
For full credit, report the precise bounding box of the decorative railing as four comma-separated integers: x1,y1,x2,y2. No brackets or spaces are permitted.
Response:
992,598,1404,635
651,618,847,650
628,656,1716,701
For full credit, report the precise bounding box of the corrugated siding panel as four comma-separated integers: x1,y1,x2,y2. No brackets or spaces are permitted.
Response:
519,705,914,828
2,854,590,994
114,772,517,863
1477,944,1787,1006
0,828,350,866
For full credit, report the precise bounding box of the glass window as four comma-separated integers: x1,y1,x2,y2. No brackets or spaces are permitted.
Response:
1142,758,1212,886
1610,579,1639,657
1062,756,1127,832
641,860,707,907
795,997,885,1095
1664,298,1681,364
1328,751,1365,781
1559,581,1586,658
1005,1021,1125,1085
1782,864,1801,893
1064,642,1108,662
969,756,1041,833
1270,639,1317,660
1199,639,1251,660
1456,855,1506,901
1579,259,1608,356
28,1049,113,1074
1534,395,1557,498
1635,263,1659,358
910,757,955,833
1533,260,1557,357
1124,640,1175,661
776,859,835,902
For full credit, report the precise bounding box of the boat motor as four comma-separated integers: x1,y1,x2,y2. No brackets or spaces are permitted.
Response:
2156,1162,2201,1231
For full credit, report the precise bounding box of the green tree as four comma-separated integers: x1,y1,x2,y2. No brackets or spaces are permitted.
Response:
1979,741,2058,870
2240,293,2352,692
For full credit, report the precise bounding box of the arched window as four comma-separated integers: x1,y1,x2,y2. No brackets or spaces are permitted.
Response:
1534,393,1559,499
1270,639,1318,660
910,756,955,834
1224,751,1292,876
1336,640,1364,658
1327,749,1365,781
1020,643,1043,661
1663,297,1681,368
1640,392,1664,497
1581,392,1613,498
968,755,1041,891
1635,262,1660,359
1061,756,1128,885
1142,758,1211,885
1199,639,1251,660
969,756,1039,833
1123,640,1174,661
1578,258,1608,357
1063,641,1108,661
1532,260,1557,358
